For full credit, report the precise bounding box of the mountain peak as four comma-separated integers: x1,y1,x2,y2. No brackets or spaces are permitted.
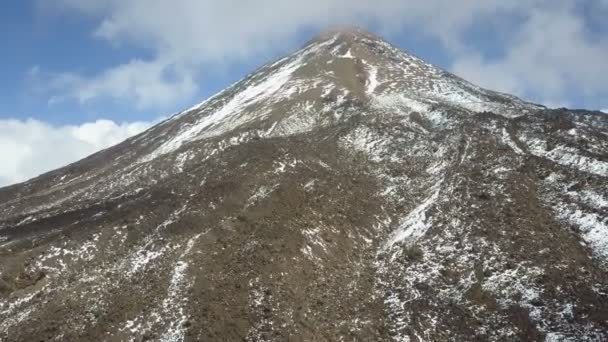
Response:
2,26,608,342
314,26,379,41
138,29,541,161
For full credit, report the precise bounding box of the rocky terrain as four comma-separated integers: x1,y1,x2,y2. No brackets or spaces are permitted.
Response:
1,28,607,341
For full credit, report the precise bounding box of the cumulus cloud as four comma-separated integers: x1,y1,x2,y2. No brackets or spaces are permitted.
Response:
36,0,607,108
49,0,521,63
0,118,153,187
452,3,608,105
35,0,608,108
10,2,605,186
7,1,607,185
30,59,197,110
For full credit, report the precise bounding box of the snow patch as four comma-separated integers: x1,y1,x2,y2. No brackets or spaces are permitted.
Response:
527,138,608,177
386,183,441,247
247,185,278,207
501,128,524,154
365,63,380,95
341,49,354,59
146,55,306,160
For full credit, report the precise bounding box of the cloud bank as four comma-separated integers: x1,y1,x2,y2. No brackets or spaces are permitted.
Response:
41,0,607,108
4,1,606,186
0,118,152,187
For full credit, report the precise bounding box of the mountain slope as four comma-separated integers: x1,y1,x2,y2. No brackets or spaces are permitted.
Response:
1,28,607,341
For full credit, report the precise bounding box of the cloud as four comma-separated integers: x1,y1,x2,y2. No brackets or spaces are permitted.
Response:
0,118,153,187
30,59,197,110
37,0,607,108
452,3,608,105
51,0,515,63
601,109,608,114
8,2,606,186
35,0,531,107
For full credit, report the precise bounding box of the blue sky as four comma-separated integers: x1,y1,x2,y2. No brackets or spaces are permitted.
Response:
0,2,447,125
1,0,607,186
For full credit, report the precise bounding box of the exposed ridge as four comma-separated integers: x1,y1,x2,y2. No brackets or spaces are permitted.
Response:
313,26,380,41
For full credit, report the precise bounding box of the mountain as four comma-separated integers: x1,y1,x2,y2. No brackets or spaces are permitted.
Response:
1,27,608,341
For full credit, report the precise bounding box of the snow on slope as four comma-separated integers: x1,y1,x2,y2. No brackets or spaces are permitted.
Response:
136,30,540,165
147,56,306,160
2,28,608,342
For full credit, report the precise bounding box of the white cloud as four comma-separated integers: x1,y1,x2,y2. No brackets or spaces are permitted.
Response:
32,59,197,110
51,0,520,63
601,109,608,114
7,2,606,186
452,3,608,105
33,0,536,107
0,118,153,187
37,0,608,109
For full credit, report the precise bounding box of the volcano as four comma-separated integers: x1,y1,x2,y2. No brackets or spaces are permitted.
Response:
1,28,607,341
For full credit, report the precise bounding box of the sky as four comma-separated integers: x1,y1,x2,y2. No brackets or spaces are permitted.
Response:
1,0,607,186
